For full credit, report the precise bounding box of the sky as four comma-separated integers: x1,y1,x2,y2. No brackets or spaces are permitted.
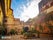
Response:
11,0,41,22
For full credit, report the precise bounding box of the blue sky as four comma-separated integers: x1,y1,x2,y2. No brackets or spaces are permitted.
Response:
11,0,41,22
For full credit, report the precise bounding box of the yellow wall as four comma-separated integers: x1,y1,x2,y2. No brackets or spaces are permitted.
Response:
0,4,3,24
4,0,14,32
4,0,14,25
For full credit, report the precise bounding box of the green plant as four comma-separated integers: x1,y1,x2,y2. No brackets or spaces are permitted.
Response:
39,24,43,33
31,28,40,38
9,29,17,35
46,23,53,34
0,24,7,36
21,27,29,34
44,12,53,34
23,27,40,38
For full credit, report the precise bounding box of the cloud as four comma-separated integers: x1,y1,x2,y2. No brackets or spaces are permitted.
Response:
12,0,41,22
12,0,32,18
19,0,40,22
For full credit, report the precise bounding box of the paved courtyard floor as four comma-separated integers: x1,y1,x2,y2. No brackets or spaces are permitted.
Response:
0,35,53,40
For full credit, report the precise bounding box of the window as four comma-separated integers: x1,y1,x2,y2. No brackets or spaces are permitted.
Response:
4,19,7,22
